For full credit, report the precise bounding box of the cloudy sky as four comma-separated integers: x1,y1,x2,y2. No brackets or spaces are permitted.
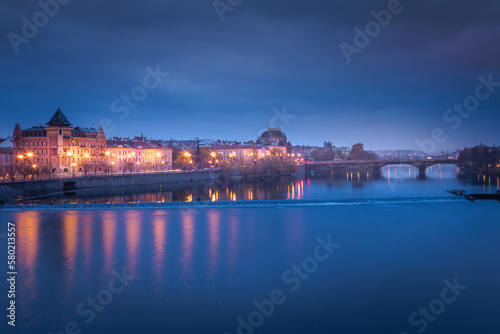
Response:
1,0,499,151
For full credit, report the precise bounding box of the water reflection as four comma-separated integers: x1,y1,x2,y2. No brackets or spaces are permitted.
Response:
207,210,221,280
14,166,498,206
81,212,93,277
125,211,142,276
16,211,39,302
63,211,79,292
180,210,195,283
5,196,500,334
152,211,168,294
426,164,460,179
227,214,239,279
381,165,419,180
102,211,117,272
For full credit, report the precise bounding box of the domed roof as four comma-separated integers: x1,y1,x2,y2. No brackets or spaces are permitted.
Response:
259,128,287,140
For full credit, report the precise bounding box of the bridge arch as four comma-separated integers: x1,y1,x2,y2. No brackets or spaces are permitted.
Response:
304,160,469,179
379,164,419,179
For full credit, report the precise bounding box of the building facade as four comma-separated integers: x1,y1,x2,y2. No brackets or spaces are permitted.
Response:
13,109,107,177
106,137,173,173
211,144,287,163
0,147,14,179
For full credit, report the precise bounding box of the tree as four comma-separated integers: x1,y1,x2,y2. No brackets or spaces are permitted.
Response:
172,149,193,170
459,144,500,174
349,143,378,160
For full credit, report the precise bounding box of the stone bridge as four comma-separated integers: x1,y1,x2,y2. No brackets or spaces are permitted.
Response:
305,159,473,178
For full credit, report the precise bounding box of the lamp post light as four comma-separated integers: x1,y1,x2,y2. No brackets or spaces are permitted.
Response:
31,164,38,181
84,153,90,176
17,155,24,180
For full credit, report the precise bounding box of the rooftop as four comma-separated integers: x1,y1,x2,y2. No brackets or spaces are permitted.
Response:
46,108,73,127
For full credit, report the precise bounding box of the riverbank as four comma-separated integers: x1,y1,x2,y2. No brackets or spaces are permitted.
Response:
4,170,221,192
0,185,23,204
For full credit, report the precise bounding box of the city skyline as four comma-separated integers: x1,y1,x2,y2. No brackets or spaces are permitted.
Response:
1,107,493,153
2,0,500,151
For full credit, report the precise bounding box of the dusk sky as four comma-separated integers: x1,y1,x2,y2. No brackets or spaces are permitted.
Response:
1,0,499,151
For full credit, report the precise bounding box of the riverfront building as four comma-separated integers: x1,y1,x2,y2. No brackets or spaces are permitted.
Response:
13,109,107,177
211,144,287,163
106,137,173,173
0,147,14,178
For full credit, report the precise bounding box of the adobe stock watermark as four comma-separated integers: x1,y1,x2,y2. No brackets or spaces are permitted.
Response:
398,277,467,334
7,0,72,54
48,267,135,334
100,65,170,135
415,74,500,155
250,106,296,143
339,0,416,64
213,0,243,22
223,235,340,334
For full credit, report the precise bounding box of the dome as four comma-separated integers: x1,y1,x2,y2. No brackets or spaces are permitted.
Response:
259,128,287,145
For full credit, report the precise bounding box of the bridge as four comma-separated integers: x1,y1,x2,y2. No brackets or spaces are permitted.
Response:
304,159,473,178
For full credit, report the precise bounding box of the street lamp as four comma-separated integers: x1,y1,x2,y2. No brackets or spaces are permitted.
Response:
31,164,38,180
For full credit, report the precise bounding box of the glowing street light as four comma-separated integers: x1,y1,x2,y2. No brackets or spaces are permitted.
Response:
156,152,161,157
27,152,33,157
85,154,89,158
105,151,110,156
184,152,191,158
210,152,217,158
67,152,72,156
18,155,24,159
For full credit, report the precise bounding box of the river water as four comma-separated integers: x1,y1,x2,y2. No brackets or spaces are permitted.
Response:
1,165,499,334
13,165,500,205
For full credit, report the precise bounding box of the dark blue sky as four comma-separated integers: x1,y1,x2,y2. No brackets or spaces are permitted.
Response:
1,0,499,151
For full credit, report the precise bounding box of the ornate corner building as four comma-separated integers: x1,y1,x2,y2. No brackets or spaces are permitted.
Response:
13,108,107,177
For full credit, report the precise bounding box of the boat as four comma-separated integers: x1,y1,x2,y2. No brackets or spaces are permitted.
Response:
469,193,500,200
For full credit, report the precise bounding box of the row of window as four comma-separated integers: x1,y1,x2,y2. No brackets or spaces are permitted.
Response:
23,141,48,147
72,142,105,148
